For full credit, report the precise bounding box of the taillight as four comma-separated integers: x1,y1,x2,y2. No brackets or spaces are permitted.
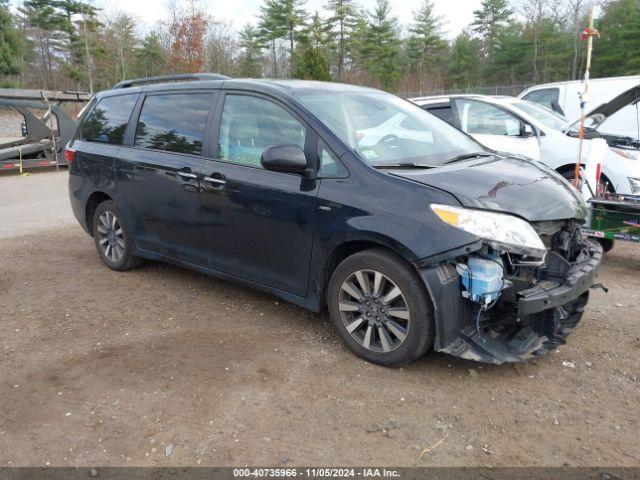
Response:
64,148,76,163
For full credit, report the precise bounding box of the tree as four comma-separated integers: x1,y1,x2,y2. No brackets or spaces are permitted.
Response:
324,0,357,80
134,32,166,78
205,20,236,76
292,12,331,80
472,0,513,60
357,0,401,90
166,1,208,74
447,31,483,88
105,12,137,82
258,0,287,77
237,24,264,77
406,0,447,93
592,0,640,77
0,0,26,79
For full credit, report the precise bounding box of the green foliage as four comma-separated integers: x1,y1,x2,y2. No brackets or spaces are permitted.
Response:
592,0,640,77
292,12,332,80
238,25,265,77
406,0,447,82
472,0,513,59
447,31,483,88
134,32,166,78
0,1,26,76
356,0,401,90
324,0,358,79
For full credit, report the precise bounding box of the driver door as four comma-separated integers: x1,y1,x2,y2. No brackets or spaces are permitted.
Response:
451,98,540,160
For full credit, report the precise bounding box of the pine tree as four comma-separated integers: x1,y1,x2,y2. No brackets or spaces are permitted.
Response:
237,24,264,77
134,32,166,78
592,0,640,77
406,0,447,92
292,11,331,80
358,0,401,90
258,0,287,77
324,0,357,80
471,0,513,60
0,0,26,79
447,31,483,89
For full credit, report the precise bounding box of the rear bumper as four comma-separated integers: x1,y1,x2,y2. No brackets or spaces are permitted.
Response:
419,240,603,364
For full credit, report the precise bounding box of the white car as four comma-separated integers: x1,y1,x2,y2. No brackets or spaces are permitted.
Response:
411,93,640,195
519,75,640,139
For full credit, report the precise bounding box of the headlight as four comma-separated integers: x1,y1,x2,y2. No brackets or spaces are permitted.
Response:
431,204,547,256
611,148,637,160
629,177,640,194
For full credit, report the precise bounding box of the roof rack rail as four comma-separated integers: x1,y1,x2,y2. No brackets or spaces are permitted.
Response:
112,73,230,90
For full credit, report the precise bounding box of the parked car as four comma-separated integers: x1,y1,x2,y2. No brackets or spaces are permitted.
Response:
518,75,640,139
411,94,640,195
68,77,602,366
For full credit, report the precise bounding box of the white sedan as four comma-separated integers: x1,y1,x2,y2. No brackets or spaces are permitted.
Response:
411,94,640,195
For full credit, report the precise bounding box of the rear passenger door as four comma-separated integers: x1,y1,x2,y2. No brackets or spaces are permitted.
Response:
198,92,319,296
115,91,215,263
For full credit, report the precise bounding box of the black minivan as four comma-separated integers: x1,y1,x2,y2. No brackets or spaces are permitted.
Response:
68,75,602,366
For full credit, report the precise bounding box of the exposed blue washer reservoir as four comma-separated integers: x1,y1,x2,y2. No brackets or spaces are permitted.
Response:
456,257,504,305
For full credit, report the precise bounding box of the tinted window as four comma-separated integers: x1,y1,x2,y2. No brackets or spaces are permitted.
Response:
219,95,306,168
135,93,212,155
318,140,347,178
426,106,454,125
522,88,560,111
81,94,138,144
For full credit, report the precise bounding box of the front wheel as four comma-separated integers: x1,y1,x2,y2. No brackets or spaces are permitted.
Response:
92,200,142,271
327,249,435,367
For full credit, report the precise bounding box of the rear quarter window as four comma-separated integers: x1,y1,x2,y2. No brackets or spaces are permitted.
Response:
522,88,560,111
81,94,138,145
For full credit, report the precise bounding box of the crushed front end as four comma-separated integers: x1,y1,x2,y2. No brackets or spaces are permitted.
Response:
418,220,603,364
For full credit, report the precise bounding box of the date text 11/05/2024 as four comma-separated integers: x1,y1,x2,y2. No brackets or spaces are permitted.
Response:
233,468,401,478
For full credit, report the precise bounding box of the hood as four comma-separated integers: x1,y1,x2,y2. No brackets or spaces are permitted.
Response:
567,84,640,131
389,156,587,222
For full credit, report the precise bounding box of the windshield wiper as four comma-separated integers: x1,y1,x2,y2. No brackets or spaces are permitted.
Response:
371,162,434,169
443,152,493,164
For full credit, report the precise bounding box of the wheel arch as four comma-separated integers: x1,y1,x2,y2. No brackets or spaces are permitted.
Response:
556,163,614,192
315,238,418,310
85,191,113,236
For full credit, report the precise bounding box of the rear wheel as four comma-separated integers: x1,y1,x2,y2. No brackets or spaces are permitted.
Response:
92,200,142,271
560,169,613,194
596,237,615,253
327,249,434,367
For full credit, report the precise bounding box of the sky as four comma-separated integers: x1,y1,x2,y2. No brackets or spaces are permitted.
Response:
95,0,484,39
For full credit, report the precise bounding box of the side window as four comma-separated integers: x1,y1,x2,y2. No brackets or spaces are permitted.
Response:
218,94,306,168
454,99,522,137
134,93,212,156
522,88,560,111
81,94,138,145
318,140,348,178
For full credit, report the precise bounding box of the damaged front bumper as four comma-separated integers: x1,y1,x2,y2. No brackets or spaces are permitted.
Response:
419,240,603,364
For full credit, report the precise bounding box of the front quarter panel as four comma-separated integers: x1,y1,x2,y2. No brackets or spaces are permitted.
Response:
311,153,479,277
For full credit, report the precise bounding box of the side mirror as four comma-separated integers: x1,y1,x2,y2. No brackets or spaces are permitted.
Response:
261,145,308,174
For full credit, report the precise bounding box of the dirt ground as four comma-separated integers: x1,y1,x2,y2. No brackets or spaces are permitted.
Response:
0,170,639,467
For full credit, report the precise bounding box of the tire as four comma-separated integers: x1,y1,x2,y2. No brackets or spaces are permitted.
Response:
92,200,142,271
596,237,615,253
560,169,613,193
327,248,435,367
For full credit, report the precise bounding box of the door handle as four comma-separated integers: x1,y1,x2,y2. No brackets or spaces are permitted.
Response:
177,171,198,180
203,176,227,186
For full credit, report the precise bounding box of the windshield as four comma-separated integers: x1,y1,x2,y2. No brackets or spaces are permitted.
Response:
514,101,567,131
295,91,483,166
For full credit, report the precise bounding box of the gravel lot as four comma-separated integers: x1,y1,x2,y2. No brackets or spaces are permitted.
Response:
0,170,639,467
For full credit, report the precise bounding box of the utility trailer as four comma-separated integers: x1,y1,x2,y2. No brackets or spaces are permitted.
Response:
0,89,90,172
584,195,640,251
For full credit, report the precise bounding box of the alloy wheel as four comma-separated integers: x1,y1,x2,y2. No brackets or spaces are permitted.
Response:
96,211,125,263
337,269,410,353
